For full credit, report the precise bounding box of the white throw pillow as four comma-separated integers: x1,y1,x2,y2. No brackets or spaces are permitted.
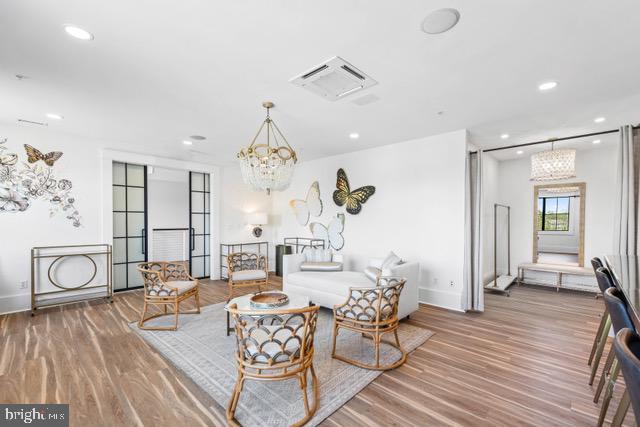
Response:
381,251,402,270
364,266,380,283
304,247,332,263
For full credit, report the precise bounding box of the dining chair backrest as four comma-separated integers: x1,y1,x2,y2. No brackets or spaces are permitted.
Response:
591,257,603,273
595,266,615,294
614,328,640,423
603,286,636,334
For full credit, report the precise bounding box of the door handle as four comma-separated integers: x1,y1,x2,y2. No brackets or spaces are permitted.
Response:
191,228,195,251
141,228,145,255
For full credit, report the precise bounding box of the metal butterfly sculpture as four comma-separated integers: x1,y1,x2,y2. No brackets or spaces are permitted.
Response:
332,168,375,215
24,144,63,167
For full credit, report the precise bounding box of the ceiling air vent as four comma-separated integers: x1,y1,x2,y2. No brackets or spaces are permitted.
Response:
290,56,377,101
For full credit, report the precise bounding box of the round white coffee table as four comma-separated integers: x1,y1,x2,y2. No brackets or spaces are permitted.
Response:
224,292,311,334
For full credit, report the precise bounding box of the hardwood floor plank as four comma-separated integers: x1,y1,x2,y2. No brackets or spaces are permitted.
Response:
0,279,634,426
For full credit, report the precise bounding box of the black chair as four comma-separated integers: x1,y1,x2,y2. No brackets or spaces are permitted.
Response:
589,264,615,385
612,328,640,426
596,285,636,427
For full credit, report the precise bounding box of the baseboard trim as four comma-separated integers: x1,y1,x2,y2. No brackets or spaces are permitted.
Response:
418,287,463,312
0,293,30,315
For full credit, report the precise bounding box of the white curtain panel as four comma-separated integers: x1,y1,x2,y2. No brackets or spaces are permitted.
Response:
463,150,484,311
613,125,640,255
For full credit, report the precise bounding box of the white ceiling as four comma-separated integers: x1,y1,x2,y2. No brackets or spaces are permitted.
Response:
1,1,639,165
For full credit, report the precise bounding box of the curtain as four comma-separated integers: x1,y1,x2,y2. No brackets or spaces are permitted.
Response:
463,150,484,311
613,125,640,255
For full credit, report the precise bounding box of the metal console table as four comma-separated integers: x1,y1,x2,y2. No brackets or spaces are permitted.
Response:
31,244,113,315
220,241,269,280
283,237,325,254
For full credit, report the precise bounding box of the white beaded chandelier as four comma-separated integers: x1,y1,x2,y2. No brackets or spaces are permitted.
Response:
238,102,297,194
530,142,576,181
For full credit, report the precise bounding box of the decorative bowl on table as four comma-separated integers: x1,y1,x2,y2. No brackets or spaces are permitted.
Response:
249,292,290,309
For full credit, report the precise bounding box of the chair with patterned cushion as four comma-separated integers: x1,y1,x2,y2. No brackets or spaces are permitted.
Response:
226,304,320,427
331,276,407,370
137,261,200,331
226,252,268,335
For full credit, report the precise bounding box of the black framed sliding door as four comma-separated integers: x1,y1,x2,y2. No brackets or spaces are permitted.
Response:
112,162,148,291
189,172,210,279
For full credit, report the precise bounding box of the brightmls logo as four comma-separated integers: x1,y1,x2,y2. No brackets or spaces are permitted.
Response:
0,405,68,426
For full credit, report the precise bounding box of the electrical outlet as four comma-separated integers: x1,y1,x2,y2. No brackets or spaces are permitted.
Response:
449,281,454,287
20,280,28,289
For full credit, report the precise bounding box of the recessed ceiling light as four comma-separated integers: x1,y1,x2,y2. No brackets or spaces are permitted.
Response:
64,25,94,41
182,140,193,145
190,135,206,141
421,8,460,34
349,132,359,139
500,133,509,139
46,113,63,120
538,81,558,91
594,117,606,123
516,150,524,155
593,139,601,144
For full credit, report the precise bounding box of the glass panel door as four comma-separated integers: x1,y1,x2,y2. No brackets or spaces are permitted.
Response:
189,172,210,279
113,162,148,291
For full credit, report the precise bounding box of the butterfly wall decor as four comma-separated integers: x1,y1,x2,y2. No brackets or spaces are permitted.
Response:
309,213,345,251
333,168,375,215
289,181,323,225
24,144,63,167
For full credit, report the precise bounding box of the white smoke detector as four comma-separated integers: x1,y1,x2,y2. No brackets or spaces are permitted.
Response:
290,56,377,101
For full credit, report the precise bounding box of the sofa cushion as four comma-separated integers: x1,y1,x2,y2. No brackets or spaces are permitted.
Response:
300,261,343,272
287,271,371,297
231,269,266,281
363,266,380,283
165,280,197,295
304,248,332,262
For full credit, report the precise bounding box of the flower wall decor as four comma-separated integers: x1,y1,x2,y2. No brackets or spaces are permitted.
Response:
0,138,81,227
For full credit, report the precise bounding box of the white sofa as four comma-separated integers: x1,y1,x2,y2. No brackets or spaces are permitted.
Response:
283,254,419,319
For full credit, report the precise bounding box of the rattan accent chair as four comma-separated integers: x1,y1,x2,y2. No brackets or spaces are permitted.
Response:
226,252,268,335
226,304,320,427
137,261,200,331
331,276,407,370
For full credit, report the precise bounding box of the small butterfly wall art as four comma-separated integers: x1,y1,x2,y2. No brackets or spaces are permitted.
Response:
333,168,375,215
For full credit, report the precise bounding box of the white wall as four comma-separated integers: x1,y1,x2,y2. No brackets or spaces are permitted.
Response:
0,123,220,314
0,124,105,313
270,129,469,311
494,145,616,286
219,166,275,272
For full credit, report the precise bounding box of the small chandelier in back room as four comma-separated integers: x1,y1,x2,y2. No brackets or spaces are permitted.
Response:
237,102,297,195
530,140,576,181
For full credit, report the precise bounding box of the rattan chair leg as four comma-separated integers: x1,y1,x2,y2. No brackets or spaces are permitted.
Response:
590,316,612,385
195,288,201,313
226,373,245,427
589,310,609,366
138,301,149,328
331,321,338,357
594,348,616,403
291,366,319,427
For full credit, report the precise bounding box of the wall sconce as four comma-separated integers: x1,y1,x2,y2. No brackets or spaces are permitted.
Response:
246,212,268,238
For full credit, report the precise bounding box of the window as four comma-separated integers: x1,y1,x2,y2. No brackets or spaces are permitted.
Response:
537,196,570,231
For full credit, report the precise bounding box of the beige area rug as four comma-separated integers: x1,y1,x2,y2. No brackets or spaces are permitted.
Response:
131,303,433,427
